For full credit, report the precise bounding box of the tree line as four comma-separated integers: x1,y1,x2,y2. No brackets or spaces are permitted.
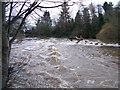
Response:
1,1,119,89
1,1,68,88
24,1,119,44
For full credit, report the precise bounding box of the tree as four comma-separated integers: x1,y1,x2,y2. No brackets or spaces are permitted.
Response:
1,1,66,88
0,3,2,89
1,2,9,88
103,2,114,22
42,11,51,25
72,10,83,37
96,2,119,44
82,7,91,38
36,11,52,37
97,4,105,31
115,1,120,44
102,2,109,13
59,2,71,23
96,23,118,44
25,27,37,37
69,18,75,36
89,3,99,38
57,2,71,37
9,17,25,37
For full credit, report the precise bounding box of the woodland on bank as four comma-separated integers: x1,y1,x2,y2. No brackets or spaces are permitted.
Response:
1,0,119,89
17,1,120,44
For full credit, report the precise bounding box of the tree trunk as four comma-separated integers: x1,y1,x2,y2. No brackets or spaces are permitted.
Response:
0,2,2,90
1,2,9,88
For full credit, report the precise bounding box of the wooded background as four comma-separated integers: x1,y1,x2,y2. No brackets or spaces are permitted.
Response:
0,0,119,89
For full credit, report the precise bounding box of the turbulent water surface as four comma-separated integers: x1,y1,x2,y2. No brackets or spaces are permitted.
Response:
8,38,119,88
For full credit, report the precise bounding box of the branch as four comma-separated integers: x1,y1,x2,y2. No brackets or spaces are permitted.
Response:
5,2,10,7
7,1,64,28
43,0,63,3
7,55,31,87
8,1,70,44
16,1,26,16
33,10,42,17
9,2,38,44
37,4,63,8
7,2,13,38
7,1,36,29
12,2,19,8
9,2,27,25
37,1,75,9
29,15,38,22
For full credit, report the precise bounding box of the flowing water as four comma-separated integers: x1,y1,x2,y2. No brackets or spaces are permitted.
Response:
8,38,119,88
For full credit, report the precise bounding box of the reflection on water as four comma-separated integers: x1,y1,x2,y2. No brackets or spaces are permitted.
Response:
99,46,120,57
99,46,119,65
8,38,119,88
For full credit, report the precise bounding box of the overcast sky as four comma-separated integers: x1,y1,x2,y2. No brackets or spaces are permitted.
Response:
50,0,119,18
26,0,119,26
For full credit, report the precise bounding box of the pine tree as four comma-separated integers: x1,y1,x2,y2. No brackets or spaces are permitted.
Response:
36,11,52,37
57,2,71,37
42,10,52,25
103,2,114,22
73,10,83,37
59,2,71,23
97,4,105,31
89,3,99,38
96,2,119,44
82,7,91,38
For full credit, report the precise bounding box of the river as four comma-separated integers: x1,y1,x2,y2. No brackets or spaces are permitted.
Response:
7,38,119,88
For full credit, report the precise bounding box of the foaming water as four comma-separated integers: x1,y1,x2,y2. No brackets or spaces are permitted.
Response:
9,38,118,88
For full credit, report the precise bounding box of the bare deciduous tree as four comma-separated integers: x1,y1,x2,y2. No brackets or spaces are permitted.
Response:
1,0,80,88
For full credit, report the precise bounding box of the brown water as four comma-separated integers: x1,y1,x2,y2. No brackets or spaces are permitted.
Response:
8,38,119,88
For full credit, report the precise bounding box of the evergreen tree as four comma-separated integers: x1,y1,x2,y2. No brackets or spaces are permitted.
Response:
59,2,71,23
57,2,71,37
91,14,99,38
42,10,52,25
73,10,83,37
97,4,105,31
103,2,109,13
96,2,119,44
116,1,120,44
36,11,52,37
103,2,114,22
89,3,99,38
82,7,91,38
10,18,25,37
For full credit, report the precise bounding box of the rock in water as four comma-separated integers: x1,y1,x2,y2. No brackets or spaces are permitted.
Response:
47,51,61,56
49,55,61,65
48,46,57,52
54,65,68,72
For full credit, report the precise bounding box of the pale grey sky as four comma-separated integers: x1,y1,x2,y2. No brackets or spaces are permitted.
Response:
26,0,119,26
